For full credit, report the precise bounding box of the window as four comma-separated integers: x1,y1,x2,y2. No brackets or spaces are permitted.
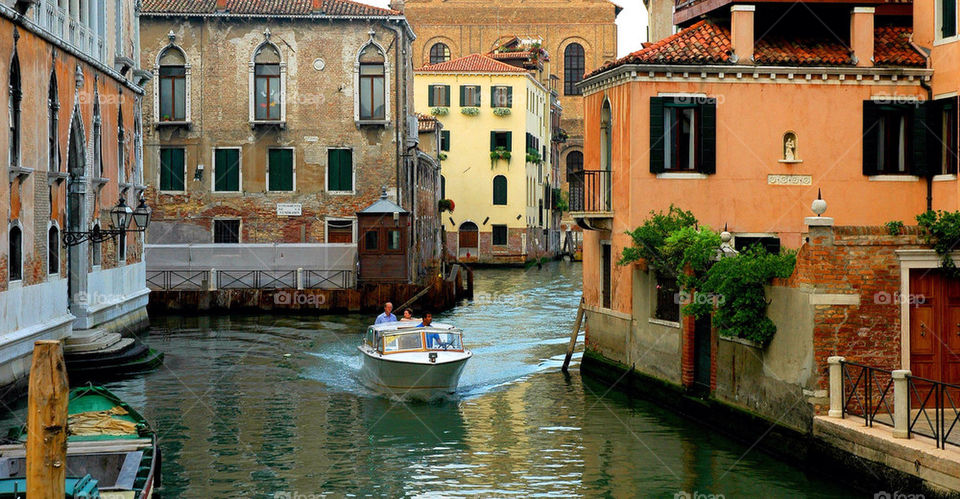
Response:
117,231,126,262
268,148,294,191
654,272,679,322
734,236,782,254
92,223,101,266
492,225,507,246
363,229,379,251
650,97,717,174
158,47,186,121
566,151,583,179
326,219,354,243
48,71,59,172
564,43,585,96
460,85,480,107
159,148,185,191
941,0,958,38
358,44,386,121
862,101,927,176
214,219,240,244
327,149,353,192
8,225,21,282
491,86,512,108
440,130,450,152
386,229,401,251
93,93,102,177
428,85,450,107
8,51,20,168
117,108,125,183
939,98,959,175
213,148,240,192
429,42,450,64
493,175,507,205
48,226,59,275
254,44,281,121
490,131,512,151
440,175,446,199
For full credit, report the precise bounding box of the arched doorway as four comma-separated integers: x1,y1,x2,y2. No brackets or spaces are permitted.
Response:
66,108,87,313
458,221,479,261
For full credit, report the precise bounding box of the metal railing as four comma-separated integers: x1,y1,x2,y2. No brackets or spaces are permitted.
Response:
568,169,612,213
907,375,960,449
841,361,895,428
147,269,355,291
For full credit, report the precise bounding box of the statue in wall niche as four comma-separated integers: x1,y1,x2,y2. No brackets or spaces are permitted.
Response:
783,132,798,161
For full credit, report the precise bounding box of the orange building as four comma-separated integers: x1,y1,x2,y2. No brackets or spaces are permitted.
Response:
575,0,958,315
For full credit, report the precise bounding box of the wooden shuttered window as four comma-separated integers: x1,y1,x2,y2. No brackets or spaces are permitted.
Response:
428,85,450,107
492,175,507,205
649,97,716,174
159,148,185,191
491,86,513,108
460,85,480,107
440,130,450,151
863,100,939,177
268,148,294,191
328,148,353,192
214,148,240,192
490,131,512,151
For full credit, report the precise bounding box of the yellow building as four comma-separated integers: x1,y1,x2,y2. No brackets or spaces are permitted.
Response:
415,53,554,265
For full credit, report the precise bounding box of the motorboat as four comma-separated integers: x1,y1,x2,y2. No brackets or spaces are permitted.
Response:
358,321,472,400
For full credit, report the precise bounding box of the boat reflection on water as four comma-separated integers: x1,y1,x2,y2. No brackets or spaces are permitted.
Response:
360,395,467,446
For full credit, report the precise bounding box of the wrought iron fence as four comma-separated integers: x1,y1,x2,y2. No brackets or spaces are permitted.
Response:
146,270,209,291
568,169,612,213
841,361,895,428
147,269,355,290
304,270,354,289
907,375,960,449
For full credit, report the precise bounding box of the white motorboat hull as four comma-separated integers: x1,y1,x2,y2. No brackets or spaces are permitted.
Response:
358,346,471,400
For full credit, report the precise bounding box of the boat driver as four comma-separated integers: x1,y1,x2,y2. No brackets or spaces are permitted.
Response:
420,313,441,348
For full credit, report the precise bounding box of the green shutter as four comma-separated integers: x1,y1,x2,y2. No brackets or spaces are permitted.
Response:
428,86,436,107
491,87,496,108
944,0,957,38
459,85,466,107
650,97,665,174
441,130,450,151
443,85,451,106
506,87,513,108
160,148,184,191
505,131,512,151
862,101,881,176
269,149,293,191
699,98,716,175
490,131,496,151
493,175,507,205
912,102,940,177
328,149,352,191
215,149,239,191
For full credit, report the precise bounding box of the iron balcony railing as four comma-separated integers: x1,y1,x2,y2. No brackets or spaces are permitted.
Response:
907,375,960,449
568,169,612,213
841,361,895,428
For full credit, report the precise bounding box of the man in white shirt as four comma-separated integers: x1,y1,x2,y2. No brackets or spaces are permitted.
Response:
375,302,397,324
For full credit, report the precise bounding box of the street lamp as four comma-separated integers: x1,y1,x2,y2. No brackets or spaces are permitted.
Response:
64,196,152,246
110,196,133,231
133,196,152,230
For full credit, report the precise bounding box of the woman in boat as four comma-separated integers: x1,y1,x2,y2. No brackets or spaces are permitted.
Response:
400,308,416,321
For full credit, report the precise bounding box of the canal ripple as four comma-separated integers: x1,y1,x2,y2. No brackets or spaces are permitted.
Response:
0,261,856,497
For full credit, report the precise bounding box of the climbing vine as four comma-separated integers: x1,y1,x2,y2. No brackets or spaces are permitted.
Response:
916,210,960,277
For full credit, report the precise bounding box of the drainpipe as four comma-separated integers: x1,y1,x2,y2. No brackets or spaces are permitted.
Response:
383,20,405,206
910,33,934,211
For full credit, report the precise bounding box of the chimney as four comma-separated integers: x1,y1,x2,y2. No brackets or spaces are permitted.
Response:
730,5,755,65
389,0,405,13
312,0,323,12
850,7,875,67
216,0,227,11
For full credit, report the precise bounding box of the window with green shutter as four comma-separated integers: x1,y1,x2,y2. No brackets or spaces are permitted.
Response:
490,131,512,151
649,97,716,174
493,175,507,205
460,85,480,107
440,130,450,151
328,148,353,192
214,148,240,192
941,0,957,38
491,86,512,108
268,148,294,191
428,85,450,107
159,148,185,191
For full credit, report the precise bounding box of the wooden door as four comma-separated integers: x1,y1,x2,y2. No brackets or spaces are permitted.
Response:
909,270,960,385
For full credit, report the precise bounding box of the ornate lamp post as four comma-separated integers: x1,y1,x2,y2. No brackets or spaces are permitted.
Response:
63,196,151,246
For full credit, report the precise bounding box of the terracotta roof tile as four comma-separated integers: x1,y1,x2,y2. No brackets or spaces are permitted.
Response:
586,21,925,78
417,53,529,73
141,0,398,16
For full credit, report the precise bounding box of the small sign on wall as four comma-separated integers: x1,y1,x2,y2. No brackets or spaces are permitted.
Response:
277,203,302,216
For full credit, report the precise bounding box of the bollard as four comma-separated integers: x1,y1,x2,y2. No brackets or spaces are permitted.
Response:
828,356,845,418
209,268,217,291
892,369,911,438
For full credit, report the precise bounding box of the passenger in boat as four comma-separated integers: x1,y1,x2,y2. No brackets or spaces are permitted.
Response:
375,302,397,324
420,313,441,348
400,308,415,321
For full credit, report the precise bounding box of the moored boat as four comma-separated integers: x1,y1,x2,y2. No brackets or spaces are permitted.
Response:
0,385,160,499
358,322,472,400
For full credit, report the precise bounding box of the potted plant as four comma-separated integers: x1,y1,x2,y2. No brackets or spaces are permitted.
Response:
490,147,511,167
493,107,511,117
461,107,480,116
526,148,542,165
430,107,449,116
438,199,455,213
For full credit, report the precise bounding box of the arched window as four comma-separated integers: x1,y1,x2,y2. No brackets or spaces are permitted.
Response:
117,106,125,183
458,221,478,250
9,50,21,168
429,43,450,65
92,223,101,266
158,47,186,122
8,224,22,282
48,71,59,172
253,43,281,121
48,226,59,275
566,151,583,178
564,43,585,96
440,174,446,199
93,89,102,178
493,175,507,205
601,101,612,171
358,43,386,121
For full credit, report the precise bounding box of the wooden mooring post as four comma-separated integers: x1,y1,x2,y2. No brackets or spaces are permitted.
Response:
27,340,69,498
561,297,586,372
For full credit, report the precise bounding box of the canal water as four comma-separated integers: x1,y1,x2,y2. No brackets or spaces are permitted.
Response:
1,262,857,497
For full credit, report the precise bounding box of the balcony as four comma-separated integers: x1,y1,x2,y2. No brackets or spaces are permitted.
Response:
568,169,613,231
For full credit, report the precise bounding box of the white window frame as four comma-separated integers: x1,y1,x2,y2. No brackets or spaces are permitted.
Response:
157,146,187,194
248,38,286,125
153,41,192,125
212,218,242,244
325,147,356,195
266,147,296,193
324,217,357,244
211,146,243,194
935,0,960,45
47,220,61,277
353,36,391,125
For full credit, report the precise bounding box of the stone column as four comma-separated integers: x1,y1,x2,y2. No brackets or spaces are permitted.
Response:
892,369,911,438
828,356,845,418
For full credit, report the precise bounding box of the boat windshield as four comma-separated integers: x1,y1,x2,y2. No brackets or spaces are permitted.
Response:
382,331,424,352
425,331,462,350
374,328,465,354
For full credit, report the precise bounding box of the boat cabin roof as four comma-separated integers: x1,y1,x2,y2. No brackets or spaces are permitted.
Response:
369,321,458,332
